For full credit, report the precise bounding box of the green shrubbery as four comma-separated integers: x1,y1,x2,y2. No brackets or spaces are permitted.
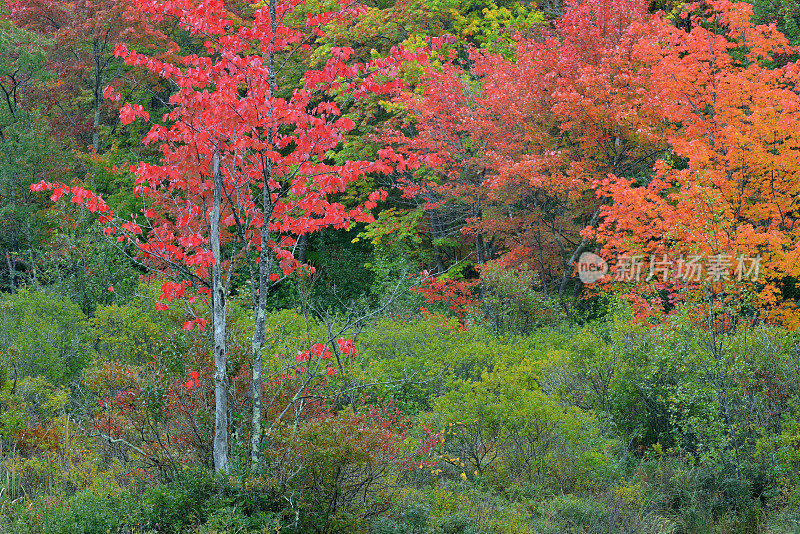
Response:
479,262,564,335
357,315,511,413
3,286,800,533
0,290,94,385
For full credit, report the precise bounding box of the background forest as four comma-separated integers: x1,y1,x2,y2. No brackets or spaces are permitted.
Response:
3,0,800,531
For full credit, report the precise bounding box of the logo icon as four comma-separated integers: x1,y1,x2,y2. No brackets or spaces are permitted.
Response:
577,252,608,284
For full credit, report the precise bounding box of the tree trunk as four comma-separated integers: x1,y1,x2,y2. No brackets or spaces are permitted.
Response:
558,208,600,306
474,204,487,265
250,180,272,469
476,233,486,265
211,149,229,473
295,233,308,264
92,39,101,153
93,100,100,153
433,244,446,274
251,2,278,470
5,252,15,292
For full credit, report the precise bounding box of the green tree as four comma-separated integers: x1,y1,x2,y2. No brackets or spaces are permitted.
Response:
0,17,60,291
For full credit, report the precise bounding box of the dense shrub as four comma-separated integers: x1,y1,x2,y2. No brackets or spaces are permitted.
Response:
38,488,130,534
358,315,513,413
479,262,563,335
91,301,187,367
422,359,618,493
4,298,800,533
0,289,94,384
532,493,672,534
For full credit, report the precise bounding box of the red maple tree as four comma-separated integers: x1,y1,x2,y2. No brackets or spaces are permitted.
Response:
32,0,425,471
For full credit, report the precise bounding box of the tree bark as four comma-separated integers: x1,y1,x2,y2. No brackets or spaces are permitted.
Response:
558,208,600,303
211,149,229,473
92,39,101,153
251,0,278,470
250,168,272,469
295,233,308,264
93,97,100,153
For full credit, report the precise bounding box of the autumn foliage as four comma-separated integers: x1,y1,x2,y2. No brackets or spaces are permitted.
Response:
16,0,800,529
387,0,664,294
29,0,426,472
590,0,800,323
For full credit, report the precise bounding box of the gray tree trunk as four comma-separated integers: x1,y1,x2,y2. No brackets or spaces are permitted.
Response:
93,100,100,153
250,172,271,470
251,0,278,470
92,39,101,153
211,149,229,473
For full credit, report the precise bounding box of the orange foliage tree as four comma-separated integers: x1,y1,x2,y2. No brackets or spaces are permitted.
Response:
591,0,800,326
